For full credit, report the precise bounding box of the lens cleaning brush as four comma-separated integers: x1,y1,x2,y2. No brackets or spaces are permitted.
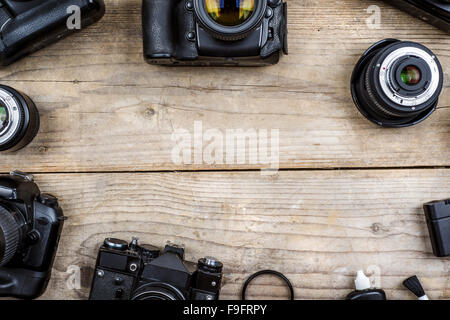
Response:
403,276,429,300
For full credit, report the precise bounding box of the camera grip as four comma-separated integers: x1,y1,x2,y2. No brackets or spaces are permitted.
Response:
0,268,50,299
142,0,175,59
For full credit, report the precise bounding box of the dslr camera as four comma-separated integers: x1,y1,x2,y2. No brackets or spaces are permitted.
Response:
0,171,65,299
89,237,224,300
385,0,450,33
0,0,105,66
142,0,288,66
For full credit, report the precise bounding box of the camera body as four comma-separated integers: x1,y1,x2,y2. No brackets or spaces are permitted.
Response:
89,238,223,300
0,0,105,66
142,0,288,66
386,0,450,33
0,171,65,299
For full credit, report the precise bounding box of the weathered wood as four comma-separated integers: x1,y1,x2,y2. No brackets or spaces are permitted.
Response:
29,170,450,300
0,0,447,172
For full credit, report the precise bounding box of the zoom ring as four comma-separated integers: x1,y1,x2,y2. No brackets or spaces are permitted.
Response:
0,209,20,266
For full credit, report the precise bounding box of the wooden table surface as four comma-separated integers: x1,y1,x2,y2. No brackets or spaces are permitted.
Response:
1,0,449,300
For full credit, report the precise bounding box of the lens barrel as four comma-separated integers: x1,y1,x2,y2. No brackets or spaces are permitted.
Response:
194,0,267,41
0,205,21,266
351,39,444,127
0,85,40,152
130,282,186,300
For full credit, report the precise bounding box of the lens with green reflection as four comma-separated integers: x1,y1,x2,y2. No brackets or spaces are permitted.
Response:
0,105,7,131
205,0,255,26
400,65,421,86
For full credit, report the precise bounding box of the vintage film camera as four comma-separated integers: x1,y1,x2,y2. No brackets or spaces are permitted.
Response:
0,171,65,299
0,0,105,66
385,0,450,33
89,238,223,300
142,0,288,66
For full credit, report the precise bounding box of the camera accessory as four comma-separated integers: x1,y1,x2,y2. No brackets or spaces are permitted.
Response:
384,0,450,33
346,270,387,300
0,170,65,299
351,39,443,127
241,270,294,300
89,238,223,300
0,85,39,152
403,275,429,300
423,199,450,257
0,0,105,66
142,0,288,66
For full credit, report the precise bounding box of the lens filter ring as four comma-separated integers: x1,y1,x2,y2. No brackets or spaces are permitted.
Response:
194,0,267,41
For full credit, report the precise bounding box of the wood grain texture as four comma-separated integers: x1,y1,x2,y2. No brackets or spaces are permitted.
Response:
0,0,448,301
29,170,450,300
0,0,447,172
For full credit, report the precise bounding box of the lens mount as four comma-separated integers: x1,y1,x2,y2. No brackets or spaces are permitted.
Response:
130,282,186,300
0,85,40,152
194,0,267,41
351,39,444,127
378,46,440,108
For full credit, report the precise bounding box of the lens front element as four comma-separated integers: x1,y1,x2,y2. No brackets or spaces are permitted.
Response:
205,0,255,26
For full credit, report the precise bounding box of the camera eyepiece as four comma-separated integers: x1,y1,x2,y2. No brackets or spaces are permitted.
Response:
194,0,267,40
0,85,39,152
351,39,444,127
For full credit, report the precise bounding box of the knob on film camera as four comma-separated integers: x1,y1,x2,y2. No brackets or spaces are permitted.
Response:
0,0,105,66
142,0,288,66
89,237,224,300
0,171,65,299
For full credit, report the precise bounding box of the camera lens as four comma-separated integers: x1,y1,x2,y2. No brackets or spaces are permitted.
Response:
0,85,40,151
194,0,266,40
205,0,255,26
0,205,21,266
130,282,186,300
351,39,444,127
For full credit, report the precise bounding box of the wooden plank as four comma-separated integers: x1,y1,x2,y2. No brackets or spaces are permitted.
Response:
18,169,447,300
0,0,447,171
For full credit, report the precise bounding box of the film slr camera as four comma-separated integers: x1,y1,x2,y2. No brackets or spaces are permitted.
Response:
0,0,105,66
0,171,65,299
143,0,288,66
89,237,223,300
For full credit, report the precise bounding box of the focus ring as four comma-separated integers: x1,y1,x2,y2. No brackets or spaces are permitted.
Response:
364,64,404,118
0,206,20,266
